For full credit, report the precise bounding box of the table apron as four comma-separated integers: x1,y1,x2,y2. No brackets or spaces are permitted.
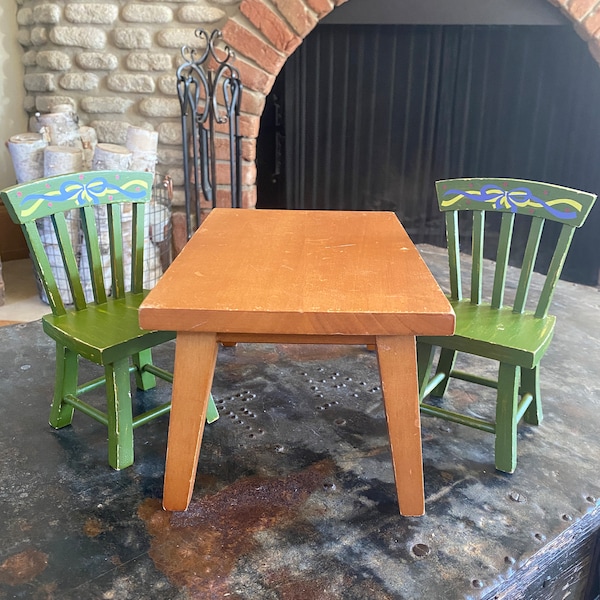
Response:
216,333,385,345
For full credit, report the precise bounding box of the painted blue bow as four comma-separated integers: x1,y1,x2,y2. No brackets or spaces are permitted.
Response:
443,184,578,220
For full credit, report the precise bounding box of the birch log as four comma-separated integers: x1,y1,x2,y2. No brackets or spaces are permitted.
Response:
125,126,164,286
36,146,85,304
126,126,158,173
79,126,98,170
36,107,82,149
6,133,47,183
80,144,133,301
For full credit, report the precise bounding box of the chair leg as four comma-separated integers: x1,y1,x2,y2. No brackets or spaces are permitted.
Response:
132,348,157,391
494,363,520,473
416,341,436,401
105,358,135,470
522,365,543,426
206,394,220,423
49,345,78,429
430,348,457,397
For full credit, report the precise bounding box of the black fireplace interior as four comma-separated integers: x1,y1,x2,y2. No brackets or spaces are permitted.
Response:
257,20,600,286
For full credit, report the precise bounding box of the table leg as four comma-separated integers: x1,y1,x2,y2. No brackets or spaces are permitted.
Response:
376,335,425,516
163,331,218,511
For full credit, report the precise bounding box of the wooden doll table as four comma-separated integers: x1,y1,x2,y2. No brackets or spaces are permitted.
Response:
139,208,454,516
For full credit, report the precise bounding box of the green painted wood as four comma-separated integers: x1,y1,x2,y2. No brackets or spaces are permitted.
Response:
446,211,462,301
434,178,596,226
49,344,77,428
105,358,135,470
491,212,514,310
514,217,544,314
52,212,87,310
133,348,157,391
0,169,220,470
535,226,576,319
420,177,597,473
131,203,145,294
0,171,154,224
522,366,543,426
494,363,519,474
429,347,456,398
107,204,125,300
471,210,484,304
23,221,67,316
80,205,108,304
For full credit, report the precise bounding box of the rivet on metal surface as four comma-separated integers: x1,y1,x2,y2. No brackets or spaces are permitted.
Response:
561,514,573,521
323,482,336,490
411,543,431,557
274,444,285,453
534,532,546,542
471,579,484,589
508,491,527,503
585,495,597,503
504,556,515,565
334,418,346,426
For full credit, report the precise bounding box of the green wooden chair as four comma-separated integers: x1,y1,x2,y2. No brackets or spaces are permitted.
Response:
0,170,219,470
417,177,596,473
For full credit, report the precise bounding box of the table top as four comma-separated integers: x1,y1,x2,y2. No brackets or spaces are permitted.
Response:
139,209,455,337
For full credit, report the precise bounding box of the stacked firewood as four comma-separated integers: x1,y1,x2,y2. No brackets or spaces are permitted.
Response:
5,106,168,303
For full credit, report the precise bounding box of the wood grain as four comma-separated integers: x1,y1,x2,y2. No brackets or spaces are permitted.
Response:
141,209,455,515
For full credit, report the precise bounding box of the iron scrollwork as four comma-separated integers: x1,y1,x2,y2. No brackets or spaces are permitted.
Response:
177,29,243,238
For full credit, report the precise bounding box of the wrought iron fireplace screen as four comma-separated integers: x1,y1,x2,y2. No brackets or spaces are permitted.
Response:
176,29,242,238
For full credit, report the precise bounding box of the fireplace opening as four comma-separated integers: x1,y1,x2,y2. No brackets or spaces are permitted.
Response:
256,22,600,286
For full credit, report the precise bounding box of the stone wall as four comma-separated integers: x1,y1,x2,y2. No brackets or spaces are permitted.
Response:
12,0,600,238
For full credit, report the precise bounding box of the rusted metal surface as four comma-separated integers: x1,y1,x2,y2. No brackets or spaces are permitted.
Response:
0,245,598,599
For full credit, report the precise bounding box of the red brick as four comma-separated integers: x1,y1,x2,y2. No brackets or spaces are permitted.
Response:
213,83,265,116
222,20,286,75
241,138,256,162
272,0,318,37
214,114,261,138
570,0,600,20
240,0,302,54
207,133,255,162
583,8,600,36
233,57,275,94
212,47,275,94
305,0,334,18
214,160,256,186
242,186,257,209
171,210,188,256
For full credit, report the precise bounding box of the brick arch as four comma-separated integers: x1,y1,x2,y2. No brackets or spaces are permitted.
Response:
217,0,600,208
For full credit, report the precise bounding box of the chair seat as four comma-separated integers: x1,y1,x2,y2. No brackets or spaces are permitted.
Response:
43,292,175,365
420,300,556,369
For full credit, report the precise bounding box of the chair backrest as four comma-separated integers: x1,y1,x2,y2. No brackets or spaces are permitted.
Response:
1,170,154,316
435,178,596,318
